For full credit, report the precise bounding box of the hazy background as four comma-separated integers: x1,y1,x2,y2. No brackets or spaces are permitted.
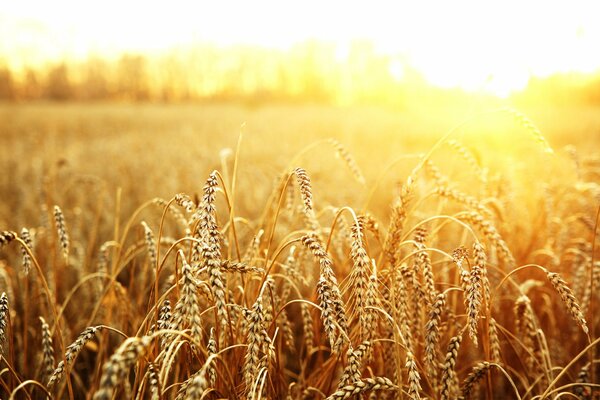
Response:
1,0,599,227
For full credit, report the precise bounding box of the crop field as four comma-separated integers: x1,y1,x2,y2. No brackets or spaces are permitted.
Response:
0,101,599,399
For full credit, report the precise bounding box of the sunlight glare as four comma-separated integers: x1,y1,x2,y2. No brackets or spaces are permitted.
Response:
1,0,599,97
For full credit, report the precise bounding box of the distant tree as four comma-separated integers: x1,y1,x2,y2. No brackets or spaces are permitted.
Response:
82,57,110,100
117,54,149,100
0,66,15,100
21,68,42,100
46,63,73,100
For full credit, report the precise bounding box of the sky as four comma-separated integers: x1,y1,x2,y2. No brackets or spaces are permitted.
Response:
1,0,599,96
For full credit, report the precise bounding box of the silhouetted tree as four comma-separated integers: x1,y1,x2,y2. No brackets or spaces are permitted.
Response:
0,66,14,100
82,57,110,99
21,68,42,100
117,54,149,100
46,63,72,100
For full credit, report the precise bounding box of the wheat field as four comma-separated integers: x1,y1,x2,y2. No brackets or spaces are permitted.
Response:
0,102,598,399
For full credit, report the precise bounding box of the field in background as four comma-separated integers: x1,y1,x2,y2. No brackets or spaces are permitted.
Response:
0,101,599,399
2,101,600,227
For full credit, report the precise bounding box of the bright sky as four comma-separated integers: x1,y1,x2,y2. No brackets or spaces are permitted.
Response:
1,0,599,97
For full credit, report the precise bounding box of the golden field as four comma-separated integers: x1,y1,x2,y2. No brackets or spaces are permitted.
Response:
0,101,598,399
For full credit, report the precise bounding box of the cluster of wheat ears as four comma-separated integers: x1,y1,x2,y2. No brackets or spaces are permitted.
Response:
0,129,598,400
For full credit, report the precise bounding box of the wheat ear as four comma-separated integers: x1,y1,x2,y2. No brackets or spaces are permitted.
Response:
48,326,103,388
93,336,152,400
546,271,588,334
39,316,55,381
53,205,69,261
326,377,398,400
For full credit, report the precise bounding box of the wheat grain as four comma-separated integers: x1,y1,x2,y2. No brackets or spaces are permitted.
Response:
175,192,196,213
502,107,553,153
435,186,492,219
383,181,412,266
466,249,483,347
406,351,422,399
459,211,515,268
20,227,33,275
243,295,268,392
196,172,228,335
488,317,501,363
326,377,398,400
440,335,462,400
220,260,265,275
39,316,55,381
446,139,484,179
48,325,104,388
147,363,160,400
0,231,16,248
546,271,588,334
414,226,436,304
302,234,348,352
460,361,492,399
93,335,152,400
0,293,8,355
328,138,366,185
337,341,371,389
242,228,264,264
349,221,372,341
141,221,157,268
424,292,445,386
294,167,313,213
207,327,217,387
514,295,538,371
300,302,315,354
574,363,591,400
53,205,69,261
396,265,413,350
170,251,203,345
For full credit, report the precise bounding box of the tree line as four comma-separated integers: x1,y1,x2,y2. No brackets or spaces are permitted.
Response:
1,41,598,105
